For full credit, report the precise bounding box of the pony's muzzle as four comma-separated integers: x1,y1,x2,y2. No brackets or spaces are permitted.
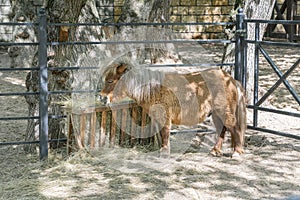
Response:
99,94,109,104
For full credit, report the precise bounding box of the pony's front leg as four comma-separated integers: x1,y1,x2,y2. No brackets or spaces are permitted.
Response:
210,126,226,156
160,126,171,158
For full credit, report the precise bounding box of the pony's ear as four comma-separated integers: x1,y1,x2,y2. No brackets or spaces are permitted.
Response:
116,63,128,74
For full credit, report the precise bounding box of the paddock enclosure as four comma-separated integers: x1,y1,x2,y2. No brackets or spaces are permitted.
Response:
1,2,300,200
0,6,299,158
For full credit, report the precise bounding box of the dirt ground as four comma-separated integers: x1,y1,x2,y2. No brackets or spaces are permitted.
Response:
0,43,300,200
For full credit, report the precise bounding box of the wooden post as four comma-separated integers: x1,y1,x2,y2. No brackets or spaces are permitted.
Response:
130,107,137,146
141,108,148,144
67,114,74,154
110,111,117,147
99,111,107,147
78,114,86,149
90,112,96,148
120,109,127,146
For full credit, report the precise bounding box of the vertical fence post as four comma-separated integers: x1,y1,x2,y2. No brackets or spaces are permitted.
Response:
253,22,260,128
235,8,246,87
38,8,48,160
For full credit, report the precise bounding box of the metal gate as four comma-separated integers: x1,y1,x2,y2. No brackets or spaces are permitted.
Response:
235,9,300,140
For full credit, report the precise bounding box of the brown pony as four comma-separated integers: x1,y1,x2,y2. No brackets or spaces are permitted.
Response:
100,59,246,157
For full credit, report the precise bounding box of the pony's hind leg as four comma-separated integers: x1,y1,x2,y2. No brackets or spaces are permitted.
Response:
210,113,226,156
228,127,244,157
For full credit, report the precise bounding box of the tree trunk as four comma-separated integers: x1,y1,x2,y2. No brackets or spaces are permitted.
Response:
112,0,178,64
221,1,245,74
18,0,175,152
8,0,41,152
22,0,107,152
222,0,276,102
243,0,276,102
47,0,88,149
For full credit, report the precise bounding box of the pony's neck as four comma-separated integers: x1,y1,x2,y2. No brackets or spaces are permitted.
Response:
123,68,165,104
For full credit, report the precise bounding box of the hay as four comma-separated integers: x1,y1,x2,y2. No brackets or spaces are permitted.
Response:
0,148,43,199
1,44,300,200
2,131,300,200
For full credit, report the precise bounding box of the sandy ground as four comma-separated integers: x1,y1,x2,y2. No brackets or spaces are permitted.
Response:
1,43,300,200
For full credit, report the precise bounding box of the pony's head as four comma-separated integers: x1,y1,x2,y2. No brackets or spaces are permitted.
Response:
100,58,165,104
100,61,130,103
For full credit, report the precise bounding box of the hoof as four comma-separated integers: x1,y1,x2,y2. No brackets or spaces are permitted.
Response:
210,148,223,157
231,151,241,159
160,147,170,158
232,148,244,159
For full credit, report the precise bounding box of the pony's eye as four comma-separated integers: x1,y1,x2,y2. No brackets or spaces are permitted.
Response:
107,79,113,84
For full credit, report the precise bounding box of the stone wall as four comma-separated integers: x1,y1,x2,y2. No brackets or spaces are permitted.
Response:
96,0,114,22
0,0,235,41
113,0,235,39
0,0,12,41
1,0,292,41
95,0,297,39
169,0,234,38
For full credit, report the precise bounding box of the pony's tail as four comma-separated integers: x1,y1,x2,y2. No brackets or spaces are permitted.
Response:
235,81,247,147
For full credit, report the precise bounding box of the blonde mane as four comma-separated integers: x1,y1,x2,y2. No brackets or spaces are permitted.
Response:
101,57,165,103
121,67,165,103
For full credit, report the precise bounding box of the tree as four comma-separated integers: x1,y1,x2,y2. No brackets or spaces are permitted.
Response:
9,0,173,152
222,0,276,102
13,0,104,152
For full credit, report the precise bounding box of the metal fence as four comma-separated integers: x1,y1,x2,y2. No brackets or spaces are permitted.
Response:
233,9,300,140
0,8,299,160
245,17,300,139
